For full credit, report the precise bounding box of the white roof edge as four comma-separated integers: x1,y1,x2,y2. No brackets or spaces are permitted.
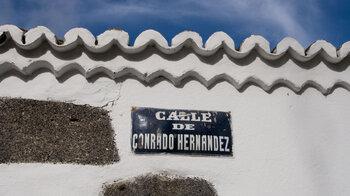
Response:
1,25,349,62
1,25,350,95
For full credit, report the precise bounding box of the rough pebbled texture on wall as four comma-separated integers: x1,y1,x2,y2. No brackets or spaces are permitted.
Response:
0,98,119,165
1,25,350,94
103,174,217,196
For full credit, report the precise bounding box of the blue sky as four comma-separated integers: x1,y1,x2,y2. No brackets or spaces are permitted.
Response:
1,0,349,48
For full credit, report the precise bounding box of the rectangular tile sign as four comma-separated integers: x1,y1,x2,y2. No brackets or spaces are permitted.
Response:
131,107,232,156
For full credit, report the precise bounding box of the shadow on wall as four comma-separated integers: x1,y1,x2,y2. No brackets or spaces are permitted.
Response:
0,68,348,96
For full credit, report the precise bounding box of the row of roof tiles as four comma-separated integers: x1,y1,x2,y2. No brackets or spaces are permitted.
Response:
1,25,350,63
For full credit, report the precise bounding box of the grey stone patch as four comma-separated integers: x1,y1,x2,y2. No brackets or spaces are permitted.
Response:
0,98,119,165
103,174,217,196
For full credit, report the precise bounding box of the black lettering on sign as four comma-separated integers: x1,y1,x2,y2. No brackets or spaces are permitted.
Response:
131,107,233,156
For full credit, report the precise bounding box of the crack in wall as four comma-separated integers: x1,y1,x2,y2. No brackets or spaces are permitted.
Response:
102,82,123,111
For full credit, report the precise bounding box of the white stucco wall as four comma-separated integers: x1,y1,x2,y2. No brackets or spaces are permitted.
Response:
0,26,350,196
0,72,349,196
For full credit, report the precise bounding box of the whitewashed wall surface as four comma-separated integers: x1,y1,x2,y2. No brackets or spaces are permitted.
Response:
0,25,350,196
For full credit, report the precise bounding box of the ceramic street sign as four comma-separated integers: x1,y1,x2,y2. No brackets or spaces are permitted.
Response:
131,107,233,156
